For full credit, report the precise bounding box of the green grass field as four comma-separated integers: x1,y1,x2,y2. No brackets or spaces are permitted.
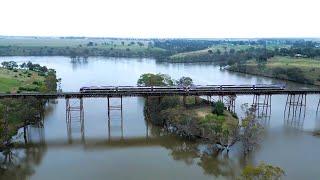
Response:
170,44,291,60
0,68,45,93
266,56,320,68
0,37,150,47
0,37,166,57
236,56,320,85
170,44,255,59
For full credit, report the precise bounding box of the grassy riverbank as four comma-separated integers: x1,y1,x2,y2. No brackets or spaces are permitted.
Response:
0,68,47,93
0,62,58,148
168,44,260,62
228,56,320,85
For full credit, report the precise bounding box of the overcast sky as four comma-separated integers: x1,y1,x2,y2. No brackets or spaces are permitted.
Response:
0,0,319,38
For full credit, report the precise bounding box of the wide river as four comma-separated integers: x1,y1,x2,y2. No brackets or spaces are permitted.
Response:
0,56,320,180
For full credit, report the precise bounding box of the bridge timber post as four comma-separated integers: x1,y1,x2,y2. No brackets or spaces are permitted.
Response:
107,96,123,116
284,94,306,119
252,94,272,117
224,95,236,113
65,97,85,142
107,96,124,140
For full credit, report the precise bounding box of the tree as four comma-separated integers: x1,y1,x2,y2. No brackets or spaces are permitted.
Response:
240,103,263,154
1,61,18,70
87,42,94,46
212,101,224,115
44,69,57,92
137,73,173,86
177,77,193,86
240,162,285,180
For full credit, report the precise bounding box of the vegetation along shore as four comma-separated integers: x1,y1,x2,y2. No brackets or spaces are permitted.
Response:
1,37,320,86
0,60,58,149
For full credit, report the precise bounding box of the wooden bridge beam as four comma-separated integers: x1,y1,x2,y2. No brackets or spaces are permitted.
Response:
284,94,306,119
65,97,85,142
252,94,272,117
106,96,124,140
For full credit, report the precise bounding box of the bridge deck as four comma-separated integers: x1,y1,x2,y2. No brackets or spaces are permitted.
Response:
0,89,320,99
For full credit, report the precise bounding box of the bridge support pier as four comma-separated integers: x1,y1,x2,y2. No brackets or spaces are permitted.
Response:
65,98,85,142
252,94,272,117
284,94,306,119
224,95,236,113
107,96,124,140
107,96,123,115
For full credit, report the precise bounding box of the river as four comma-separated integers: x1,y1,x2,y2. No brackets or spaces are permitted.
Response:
0,56,319,180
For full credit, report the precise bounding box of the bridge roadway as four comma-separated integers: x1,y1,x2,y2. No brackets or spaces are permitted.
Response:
0,89,320,99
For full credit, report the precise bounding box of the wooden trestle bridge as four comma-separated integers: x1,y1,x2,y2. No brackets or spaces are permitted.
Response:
2,85,320,142
1,85,320,116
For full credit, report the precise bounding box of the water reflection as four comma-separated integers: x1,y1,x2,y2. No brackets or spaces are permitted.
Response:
70,58,88,70
0,124,47,180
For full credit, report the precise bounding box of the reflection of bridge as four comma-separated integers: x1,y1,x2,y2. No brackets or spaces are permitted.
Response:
13,136,172,149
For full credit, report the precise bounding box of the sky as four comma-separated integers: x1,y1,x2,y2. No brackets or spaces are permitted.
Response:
0,0,319,38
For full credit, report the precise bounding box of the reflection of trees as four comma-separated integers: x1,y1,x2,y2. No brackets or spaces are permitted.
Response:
0,139,47,180
147,116,243,178
0,98,49,179
162,139,199,166
70,57,88,70
197,151,239,178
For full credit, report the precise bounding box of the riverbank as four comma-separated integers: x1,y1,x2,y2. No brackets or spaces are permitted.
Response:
0,62,58,149
227,56,320,85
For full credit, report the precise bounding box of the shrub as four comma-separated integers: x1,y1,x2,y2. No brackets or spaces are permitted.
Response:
32,81,42,85
240,162,285,180
18,85,39,92
212,101,224,115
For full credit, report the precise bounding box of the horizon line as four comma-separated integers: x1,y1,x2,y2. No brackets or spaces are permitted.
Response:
1,35,320,40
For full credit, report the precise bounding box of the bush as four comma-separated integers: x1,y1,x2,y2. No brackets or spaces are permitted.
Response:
18,85,39,92
240,162,285,180
212,101,224,115
38,72,46,76
32,81,42,85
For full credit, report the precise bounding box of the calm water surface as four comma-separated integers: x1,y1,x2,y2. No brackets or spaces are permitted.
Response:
0,56,320,180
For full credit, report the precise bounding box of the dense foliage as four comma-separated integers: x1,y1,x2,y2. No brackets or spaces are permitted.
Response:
139,73,239,148
137,73,174,86
240,162,285,180
0,45,168,59
212,101,224,116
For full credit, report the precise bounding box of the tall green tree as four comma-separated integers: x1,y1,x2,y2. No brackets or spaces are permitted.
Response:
137,73,173,86
177,77,193,86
